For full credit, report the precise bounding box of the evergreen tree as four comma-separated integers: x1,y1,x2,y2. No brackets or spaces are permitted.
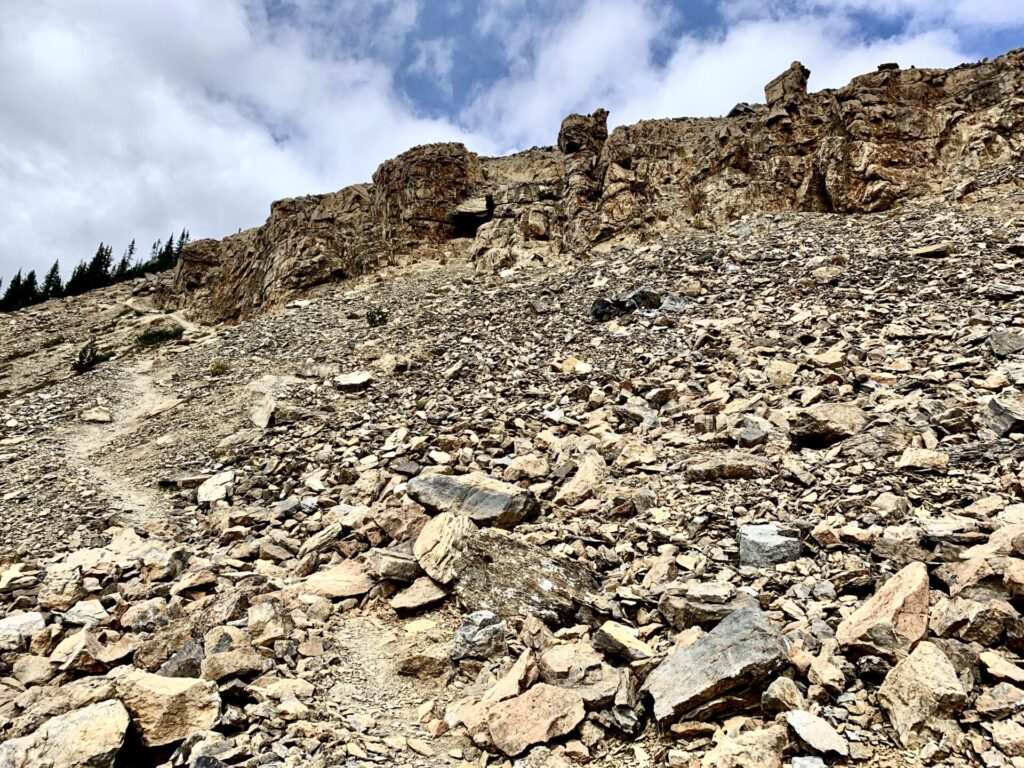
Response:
86,243,113,290
0,271,22,312
157,233,175,271
20,271,39,307
113,245,132,282
174,228,189,260
41,261,63,300
65,261,89,296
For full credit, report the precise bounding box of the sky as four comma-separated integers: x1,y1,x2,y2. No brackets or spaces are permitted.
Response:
0,0,1021,282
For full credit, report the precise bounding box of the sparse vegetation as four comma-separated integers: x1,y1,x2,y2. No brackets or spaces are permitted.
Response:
137,323,185,347
72,338,111,374
367,305,389,327
209,358,230,376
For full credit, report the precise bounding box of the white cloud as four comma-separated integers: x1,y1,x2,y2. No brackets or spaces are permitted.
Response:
409,38,457,97
0,0,1014,280
0,0,486,279
461,0,971,149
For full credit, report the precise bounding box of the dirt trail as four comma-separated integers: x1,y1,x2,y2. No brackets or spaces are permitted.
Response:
63,357,178,534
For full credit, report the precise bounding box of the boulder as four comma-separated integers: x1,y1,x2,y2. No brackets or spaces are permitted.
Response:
738,523,803,567
836,561,929,658
486,683,586,756
789,403,868,447
114,667,222,746
413,512,475,584
593,620,654,661
406,472,539,529
642,607,788,724
877,641,967,749
0,699,129,768
451,610,507,660
451,528,599,624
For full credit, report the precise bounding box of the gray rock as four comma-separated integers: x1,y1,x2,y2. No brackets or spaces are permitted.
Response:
987,394,1024,437
158,638,205,679
739,523,803,567
990,331,1024,357
451,611,507,660
406,472,539,529
452,528,599,624
333,371,374,392
641,607,788,724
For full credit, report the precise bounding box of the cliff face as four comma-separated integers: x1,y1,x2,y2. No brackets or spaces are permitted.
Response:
165,49,1024,322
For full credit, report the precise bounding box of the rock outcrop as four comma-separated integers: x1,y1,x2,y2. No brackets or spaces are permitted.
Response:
162,49,1024,322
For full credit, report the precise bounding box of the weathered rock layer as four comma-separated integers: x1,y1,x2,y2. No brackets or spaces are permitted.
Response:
163,49,1024,322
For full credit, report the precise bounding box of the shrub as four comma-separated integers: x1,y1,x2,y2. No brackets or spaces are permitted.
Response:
72,338,111,374
137,322,184,348
209,358,230,376
367,305,389,328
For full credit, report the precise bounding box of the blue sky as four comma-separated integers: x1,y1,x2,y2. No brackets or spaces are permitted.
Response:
0,0,1021,280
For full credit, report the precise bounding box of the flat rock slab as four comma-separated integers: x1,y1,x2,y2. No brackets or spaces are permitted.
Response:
642,607,788,724
390,576,447,611
334,371,374,392
452,528,599,624
487,683,585,756
300,560,373,599
685,452,774,481
785,710,849,756
406,472,539,529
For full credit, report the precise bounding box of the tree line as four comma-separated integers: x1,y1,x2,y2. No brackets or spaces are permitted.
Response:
0,230,189,313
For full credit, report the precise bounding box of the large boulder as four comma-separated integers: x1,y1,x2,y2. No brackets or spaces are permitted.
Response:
114,668,221,747
642,607,788,724
406,472,539,528
0,700,129,768
486,683,586,756
878,641,967,748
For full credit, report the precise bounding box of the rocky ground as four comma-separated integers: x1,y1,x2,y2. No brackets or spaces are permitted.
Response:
2,175,1024,767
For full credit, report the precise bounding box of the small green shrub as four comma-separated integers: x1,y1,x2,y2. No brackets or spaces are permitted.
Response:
72,339,111,374
209,358,230,376
137,323,185,347
367,306,389,328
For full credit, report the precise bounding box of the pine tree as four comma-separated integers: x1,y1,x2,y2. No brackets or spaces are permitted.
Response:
20,271,39,307
0,271,22,312
86,243,113,290
65,261,89,296
174,228,189,261
157,233,175,270
41,261,63,300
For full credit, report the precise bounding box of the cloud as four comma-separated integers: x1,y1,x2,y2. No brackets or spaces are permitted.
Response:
460,0,971,150
0,0,485,279
409,38,457,97
0,0,1016,280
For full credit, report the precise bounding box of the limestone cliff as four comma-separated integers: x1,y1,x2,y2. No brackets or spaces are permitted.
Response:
164,49,1024,322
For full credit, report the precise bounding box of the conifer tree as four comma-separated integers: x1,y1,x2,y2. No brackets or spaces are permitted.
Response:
0,271,22,312
86,243,113,290
20,271,39,307
65,261,89,296
41,261,63,300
